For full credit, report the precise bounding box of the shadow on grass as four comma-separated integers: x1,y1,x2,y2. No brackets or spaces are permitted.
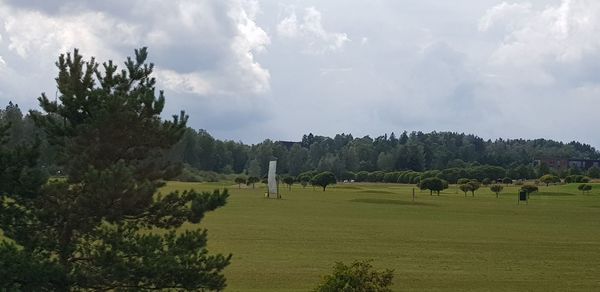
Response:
357,190,397,195
350,198,437,207
335,185,363,190
533,192,575,197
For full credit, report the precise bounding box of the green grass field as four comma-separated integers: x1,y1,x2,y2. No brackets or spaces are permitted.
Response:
160,182,600,291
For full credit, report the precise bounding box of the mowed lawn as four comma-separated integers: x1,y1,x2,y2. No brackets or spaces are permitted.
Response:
166,182,600,291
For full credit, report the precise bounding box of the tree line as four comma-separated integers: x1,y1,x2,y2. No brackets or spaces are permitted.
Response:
2,106,600,181
167,129,600,180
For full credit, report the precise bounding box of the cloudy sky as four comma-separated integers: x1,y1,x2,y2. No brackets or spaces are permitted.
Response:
1,0,599,147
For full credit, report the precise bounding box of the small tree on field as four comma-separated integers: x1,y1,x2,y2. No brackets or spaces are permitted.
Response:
502,177,513,185
467,180,480,197
482,178,491,186
578,184,592,194
283,176,295,190
459,184,471,196
521,184,539,195
457,178,470,185
297,171,316,188
314,260,394,292
419,177,446,196
490,184,504,198
247,176,259,189
540,174,560,186
311,171,337,191
235,176,246,189
298,175,311,188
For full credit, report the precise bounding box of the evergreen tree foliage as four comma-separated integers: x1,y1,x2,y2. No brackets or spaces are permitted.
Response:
0,48,231,291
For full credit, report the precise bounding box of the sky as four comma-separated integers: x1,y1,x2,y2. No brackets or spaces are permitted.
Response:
1,0,599,147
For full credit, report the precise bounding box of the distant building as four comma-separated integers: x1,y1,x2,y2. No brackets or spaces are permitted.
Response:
533,158,600,172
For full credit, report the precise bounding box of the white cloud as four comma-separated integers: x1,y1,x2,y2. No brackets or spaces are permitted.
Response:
227,0,271,94
483,0,600,64
277,6,350,54
2,7,138,60
277,11,298,38
154,69,213,96
478,0,600,88
478,2,532,32
0,0,272,101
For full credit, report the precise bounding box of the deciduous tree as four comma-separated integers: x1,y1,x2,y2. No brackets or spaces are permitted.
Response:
419,177,446,196
246,176,259,188
467,180,480,197
311,171,337,191
490,184,504,198
283,176,295,190
235,176,247,189
540,174,560,186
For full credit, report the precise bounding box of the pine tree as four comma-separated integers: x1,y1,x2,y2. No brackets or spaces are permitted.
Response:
1,48,231,291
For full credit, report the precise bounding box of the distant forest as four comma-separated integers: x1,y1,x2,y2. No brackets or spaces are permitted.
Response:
3,102,599,180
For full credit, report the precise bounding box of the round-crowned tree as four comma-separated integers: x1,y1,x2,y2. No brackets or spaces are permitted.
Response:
283,176,295,190
459,183,472,196
234,176,247,189
419,177,446,196
246,176,259,189
521,184,539,194
540,174,560,186
311,171,337,191
467,180,481,197
490,184,504,198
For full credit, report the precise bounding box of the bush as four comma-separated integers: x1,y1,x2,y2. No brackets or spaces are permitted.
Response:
355,171,369,182
314,260,394,292
578,184,592,194
175,165,226,182
339,171,356,181
565,175,590,183
383,172,401,183
368,171,386,182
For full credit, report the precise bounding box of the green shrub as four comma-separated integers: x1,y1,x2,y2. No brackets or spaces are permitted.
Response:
314,260,394,292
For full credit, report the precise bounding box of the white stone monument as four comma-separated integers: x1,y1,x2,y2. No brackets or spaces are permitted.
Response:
267,160,278,198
